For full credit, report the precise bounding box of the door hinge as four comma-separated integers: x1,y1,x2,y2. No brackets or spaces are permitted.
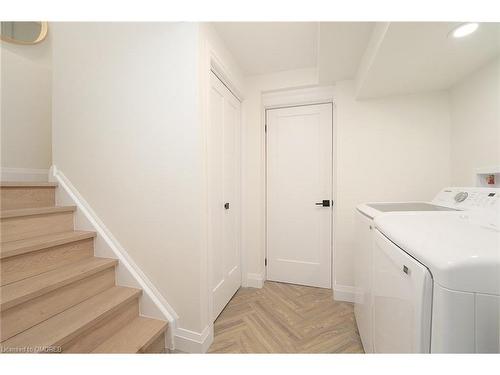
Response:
265,124,267,132
265,258,267,266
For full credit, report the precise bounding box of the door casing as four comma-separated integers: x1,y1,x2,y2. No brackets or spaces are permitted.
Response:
262,87,336,289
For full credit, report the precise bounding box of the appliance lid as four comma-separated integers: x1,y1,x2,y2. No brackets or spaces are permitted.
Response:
374,211,500,295
357,201,456,220
357,187,500,219
367,202,457,212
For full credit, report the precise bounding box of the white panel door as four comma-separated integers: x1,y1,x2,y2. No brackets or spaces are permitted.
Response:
266,103,333,288
209,72,241,320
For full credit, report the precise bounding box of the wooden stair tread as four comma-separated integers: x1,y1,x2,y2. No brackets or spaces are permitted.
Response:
0,206,76,219
0,182,58,188
0,231,96,259
0,257,118,311
92,316,167,353
1,286,141,350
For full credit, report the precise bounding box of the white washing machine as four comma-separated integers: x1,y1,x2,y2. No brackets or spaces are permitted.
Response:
354,187,500,353
373,187,500,353
354,194,459,352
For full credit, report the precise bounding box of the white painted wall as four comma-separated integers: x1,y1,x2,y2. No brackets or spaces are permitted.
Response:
334,81,452,288
51,23,205,335
450,58,500,186
1,35,52,170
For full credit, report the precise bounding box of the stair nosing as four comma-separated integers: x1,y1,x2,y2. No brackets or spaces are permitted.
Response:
92,316,168,353
1,286,142,351
0,231,96,259
138,320,168,352
0,206,76,219
0,257,118,311
0,182,58,188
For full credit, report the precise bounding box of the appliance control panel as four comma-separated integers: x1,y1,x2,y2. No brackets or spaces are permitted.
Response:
432,187,500,211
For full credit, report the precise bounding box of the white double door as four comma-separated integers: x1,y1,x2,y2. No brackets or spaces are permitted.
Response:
266,103,333,288
209,72,242,320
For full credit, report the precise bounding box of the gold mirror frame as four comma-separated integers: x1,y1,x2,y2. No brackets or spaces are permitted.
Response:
0,21,48,45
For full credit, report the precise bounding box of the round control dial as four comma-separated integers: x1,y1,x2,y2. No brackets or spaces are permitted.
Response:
454,191,468,202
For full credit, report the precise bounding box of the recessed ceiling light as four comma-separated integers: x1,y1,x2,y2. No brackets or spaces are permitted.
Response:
450,23,479,38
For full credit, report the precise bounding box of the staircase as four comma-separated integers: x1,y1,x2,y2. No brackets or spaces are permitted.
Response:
0,181,167,353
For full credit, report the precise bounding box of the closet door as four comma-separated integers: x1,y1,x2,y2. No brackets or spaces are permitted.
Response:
209,72,242,320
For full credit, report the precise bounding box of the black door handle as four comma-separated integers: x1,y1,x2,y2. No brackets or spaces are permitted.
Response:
224,202,230,210
315,200,331,207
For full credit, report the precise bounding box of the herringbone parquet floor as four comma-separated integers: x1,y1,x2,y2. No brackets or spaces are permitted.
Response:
208,281,364,353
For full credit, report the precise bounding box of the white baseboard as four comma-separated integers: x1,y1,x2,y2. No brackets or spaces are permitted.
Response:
49,165,179,349
1,167,49,182
174,325,214,353
245,272,264,288
333,284,356,303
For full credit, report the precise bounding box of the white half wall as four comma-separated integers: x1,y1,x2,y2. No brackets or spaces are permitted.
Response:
334,81,452,289
1,35,52,170
0,167,49,182
450,58,500,186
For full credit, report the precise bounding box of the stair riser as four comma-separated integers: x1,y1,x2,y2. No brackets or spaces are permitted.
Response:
141,332,166,353
64,299,139,353
1,239,94,286
0,268,115,342
0,212,74,242
1,187,56,210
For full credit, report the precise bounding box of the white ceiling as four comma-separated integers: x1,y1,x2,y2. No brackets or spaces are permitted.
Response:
212,22,318,76
212,22,500,98
356,22,500,98
318,22,374,83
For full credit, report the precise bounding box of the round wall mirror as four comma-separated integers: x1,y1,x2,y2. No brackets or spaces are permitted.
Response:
0,21,48,45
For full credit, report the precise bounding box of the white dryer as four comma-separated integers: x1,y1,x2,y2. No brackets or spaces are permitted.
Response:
373,187,500,352
354,195,458,353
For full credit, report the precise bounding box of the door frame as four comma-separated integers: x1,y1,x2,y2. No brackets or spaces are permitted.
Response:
261,86,336,289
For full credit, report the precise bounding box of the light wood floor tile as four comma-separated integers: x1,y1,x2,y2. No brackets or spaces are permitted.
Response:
208,281,364,354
